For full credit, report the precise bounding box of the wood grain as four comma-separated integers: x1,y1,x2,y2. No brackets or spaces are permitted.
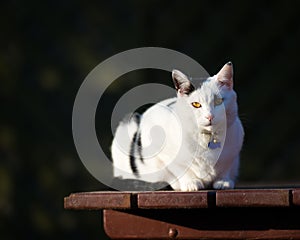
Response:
216,189,290,207
64,191,131,210
138,191,210,208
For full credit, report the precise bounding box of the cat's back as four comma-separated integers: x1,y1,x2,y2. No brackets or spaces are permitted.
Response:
139,97,177,127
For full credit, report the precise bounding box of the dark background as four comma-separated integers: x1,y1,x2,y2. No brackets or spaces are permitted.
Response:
1,0,300,239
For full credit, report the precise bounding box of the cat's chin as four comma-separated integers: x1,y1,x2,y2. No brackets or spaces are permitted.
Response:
201,126,213,133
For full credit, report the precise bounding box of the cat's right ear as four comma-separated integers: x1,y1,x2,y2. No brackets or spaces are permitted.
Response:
172,70,195,97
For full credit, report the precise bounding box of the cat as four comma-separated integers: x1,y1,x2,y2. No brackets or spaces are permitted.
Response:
111,62,244,191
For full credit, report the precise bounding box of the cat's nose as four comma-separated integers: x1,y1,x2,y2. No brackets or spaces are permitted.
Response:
206,114,214,121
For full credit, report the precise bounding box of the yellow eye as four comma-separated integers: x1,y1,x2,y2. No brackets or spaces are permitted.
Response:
191,102,202,108
214,97,223,106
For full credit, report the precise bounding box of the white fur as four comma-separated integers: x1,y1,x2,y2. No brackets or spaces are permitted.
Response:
111,63,244,191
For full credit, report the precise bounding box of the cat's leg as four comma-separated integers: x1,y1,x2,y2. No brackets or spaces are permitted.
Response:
213,156,239,189
213,178,235,189
166,162,206,191
172,173,205,191
169,180,181,191
181,178,205,191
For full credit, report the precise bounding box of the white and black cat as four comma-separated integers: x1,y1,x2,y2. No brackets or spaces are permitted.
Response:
111,62,244,191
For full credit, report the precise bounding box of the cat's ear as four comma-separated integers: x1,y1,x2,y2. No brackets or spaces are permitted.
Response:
172,70,195,96
216,62,233,89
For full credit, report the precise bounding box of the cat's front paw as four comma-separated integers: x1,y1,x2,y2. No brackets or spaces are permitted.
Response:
180,179,205,191
213,179,234,189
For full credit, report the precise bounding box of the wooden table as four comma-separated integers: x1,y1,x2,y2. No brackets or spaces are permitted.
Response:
64,188,300,239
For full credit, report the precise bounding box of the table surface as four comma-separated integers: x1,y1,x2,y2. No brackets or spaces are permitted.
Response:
64,188,300,210
64,188,300,239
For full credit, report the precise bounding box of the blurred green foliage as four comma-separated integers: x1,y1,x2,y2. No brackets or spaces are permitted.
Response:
1,0,300,239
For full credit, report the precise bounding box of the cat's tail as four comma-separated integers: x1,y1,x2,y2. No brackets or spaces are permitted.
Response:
111,113,140,178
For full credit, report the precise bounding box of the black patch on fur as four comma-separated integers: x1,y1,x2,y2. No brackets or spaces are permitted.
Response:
136,132,143,163
167,100,176,107
130,132,139,176
129,113,143,176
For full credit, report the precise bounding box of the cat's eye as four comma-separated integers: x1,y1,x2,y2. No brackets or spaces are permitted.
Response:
191,102,202,108
214,97,223,106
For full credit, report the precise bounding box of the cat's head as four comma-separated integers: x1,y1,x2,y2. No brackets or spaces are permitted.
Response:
172,62,238,131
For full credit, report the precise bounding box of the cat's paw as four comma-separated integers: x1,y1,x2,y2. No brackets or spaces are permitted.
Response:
213,179,234,189
180,179,205,191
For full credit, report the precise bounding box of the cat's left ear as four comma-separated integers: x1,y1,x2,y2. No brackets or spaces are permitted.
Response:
216,62,233,89
172,70,195,96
